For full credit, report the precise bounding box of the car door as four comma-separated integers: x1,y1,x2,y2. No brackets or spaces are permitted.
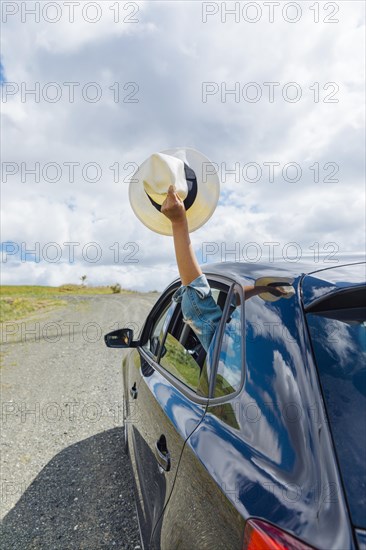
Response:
156,282,246,549
125,279,231,549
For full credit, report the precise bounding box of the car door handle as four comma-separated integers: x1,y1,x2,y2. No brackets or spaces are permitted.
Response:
130,383,138,399
155,435,171,472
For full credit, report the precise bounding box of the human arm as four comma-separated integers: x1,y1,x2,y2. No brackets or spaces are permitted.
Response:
234,285,291,305
161,185,221,351
161,185,202,286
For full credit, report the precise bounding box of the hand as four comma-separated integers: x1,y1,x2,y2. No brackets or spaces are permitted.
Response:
161,185,187,224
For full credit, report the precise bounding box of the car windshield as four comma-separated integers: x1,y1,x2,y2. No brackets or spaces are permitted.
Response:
306,306,366,528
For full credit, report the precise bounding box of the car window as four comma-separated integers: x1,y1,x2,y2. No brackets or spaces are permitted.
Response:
307,306,366,529
214,287,243,398
159,284,227,393
143,300,176,358
160,331,202,391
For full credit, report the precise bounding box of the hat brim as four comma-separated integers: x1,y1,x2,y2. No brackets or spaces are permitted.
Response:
129,147,220,236
255,277,295,302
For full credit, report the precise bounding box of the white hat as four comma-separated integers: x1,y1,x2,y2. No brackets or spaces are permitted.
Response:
129,147,220,235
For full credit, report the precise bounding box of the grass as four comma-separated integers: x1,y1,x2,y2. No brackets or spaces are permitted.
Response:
0,284,132,323
160,333,201,391
0,296,65,323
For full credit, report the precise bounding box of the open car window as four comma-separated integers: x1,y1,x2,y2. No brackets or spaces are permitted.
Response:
158,282,229,394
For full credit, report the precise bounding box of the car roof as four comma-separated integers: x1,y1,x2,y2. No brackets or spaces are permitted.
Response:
201,256,364,279
200,256,365,308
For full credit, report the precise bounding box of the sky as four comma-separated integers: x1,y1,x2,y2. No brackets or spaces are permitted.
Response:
1,1,365,291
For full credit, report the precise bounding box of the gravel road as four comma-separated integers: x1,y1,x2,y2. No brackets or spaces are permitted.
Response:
0,292,159,549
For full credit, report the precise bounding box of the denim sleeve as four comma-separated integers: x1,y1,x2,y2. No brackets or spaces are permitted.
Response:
172,274,222,351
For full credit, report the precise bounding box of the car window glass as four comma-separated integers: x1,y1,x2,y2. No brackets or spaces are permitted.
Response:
307,308,366,528
160,331,202,391
214,288,243,398
143,300,175,358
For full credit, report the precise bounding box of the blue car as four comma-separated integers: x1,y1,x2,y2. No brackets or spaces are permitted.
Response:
105,259,366,550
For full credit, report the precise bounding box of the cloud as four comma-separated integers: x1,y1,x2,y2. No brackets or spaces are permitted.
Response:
1,1,365,290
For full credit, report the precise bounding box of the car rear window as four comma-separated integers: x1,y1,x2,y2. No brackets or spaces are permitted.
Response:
306,306,366,528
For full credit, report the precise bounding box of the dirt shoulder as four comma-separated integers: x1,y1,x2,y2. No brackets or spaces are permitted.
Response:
0,292,158,549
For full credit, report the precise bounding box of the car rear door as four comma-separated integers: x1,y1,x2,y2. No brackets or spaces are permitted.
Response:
125,280,230,548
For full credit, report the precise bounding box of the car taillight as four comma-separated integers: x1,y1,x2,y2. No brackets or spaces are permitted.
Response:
243,518,314,550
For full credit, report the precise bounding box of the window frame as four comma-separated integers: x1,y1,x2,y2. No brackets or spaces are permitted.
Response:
149,300,178,360
140,282,180,355
138,275,245,404
208,282,246,402
158,277,231,394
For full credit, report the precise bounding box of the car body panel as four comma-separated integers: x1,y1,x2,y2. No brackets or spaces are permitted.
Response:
125,346,208,548
117,258,365,549
158,270,356,550
301,262,365,308
355,530,366,550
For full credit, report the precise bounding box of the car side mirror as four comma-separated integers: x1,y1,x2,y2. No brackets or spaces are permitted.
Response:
104,328,139,348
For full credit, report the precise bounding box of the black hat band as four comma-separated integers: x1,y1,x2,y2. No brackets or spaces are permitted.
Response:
145,163,198,213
